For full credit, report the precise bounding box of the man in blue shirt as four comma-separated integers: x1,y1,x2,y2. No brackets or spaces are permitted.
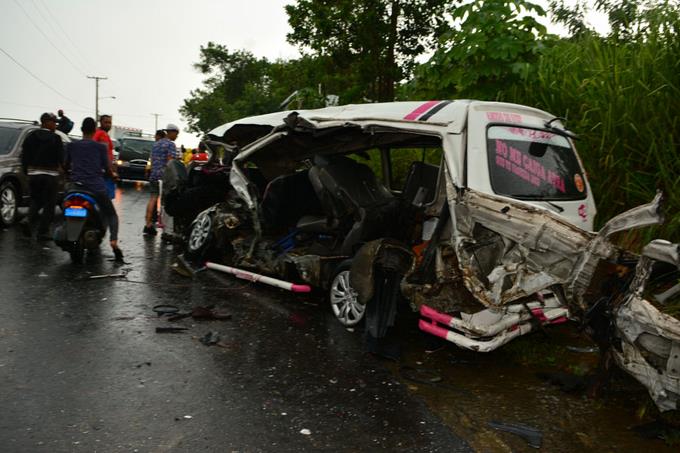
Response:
144,123,178,236
65,117,123,261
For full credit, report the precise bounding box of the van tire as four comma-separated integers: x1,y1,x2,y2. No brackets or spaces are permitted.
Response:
186,211,213,260
329,260,366,327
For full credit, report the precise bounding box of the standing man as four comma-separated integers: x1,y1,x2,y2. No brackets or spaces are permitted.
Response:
19,112,64,240
144,123,178,236
93,114,118,199
65,117,123,261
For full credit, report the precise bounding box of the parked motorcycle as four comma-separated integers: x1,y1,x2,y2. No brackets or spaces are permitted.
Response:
54,185,107,263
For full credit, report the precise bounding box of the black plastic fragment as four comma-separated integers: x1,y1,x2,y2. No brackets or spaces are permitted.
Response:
155,326,189,333
487,420,543,449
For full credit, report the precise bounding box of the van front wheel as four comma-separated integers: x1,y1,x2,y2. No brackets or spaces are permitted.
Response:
329,261,365,327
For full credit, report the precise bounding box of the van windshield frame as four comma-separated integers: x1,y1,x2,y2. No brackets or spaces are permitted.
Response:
486,124,587,201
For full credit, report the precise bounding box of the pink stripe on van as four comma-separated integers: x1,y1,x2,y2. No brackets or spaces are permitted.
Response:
403,100,440,120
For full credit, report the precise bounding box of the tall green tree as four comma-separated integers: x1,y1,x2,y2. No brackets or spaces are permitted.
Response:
286,0,449,103
409,0,548,100
180,43,274,134
181,43,332,134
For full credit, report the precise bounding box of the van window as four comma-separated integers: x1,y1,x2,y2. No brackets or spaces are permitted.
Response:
487,125,586,200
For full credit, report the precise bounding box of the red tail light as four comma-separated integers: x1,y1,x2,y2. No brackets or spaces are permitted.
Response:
64,196,92,210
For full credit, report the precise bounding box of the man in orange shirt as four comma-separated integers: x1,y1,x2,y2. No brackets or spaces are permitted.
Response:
93,114,118,198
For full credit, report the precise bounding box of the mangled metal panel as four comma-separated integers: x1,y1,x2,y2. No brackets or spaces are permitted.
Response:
449,183,599,309
446,170,664,312
613,240,680,411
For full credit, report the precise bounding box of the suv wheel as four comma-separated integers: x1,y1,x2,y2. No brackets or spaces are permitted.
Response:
0,182,18,226
329,261,365,327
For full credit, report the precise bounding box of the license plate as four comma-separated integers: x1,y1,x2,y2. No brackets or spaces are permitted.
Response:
64,207,88,218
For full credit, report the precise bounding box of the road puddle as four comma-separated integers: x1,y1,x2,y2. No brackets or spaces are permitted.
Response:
385,320,679,452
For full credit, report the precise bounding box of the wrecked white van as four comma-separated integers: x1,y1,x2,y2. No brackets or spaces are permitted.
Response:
192,100,679,411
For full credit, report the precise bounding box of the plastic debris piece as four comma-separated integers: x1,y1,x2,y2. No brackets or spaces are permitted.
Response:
300,429,311,435
199,331,221,345
155,326,189,333
171,254,199,278
153,305,179,316
38,272,48,278
89,273,126,279
566,345,599,353
167,312,192,322
183,415,192,419
487,420,543,449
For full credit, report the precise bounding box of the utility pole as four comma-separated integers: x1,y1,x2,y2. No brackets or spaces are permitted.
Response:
151,113,161,131
87,75,107,120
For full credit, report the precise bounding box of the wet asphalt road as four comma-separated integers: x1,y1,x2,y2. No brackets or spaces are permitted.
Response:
0,183,470,452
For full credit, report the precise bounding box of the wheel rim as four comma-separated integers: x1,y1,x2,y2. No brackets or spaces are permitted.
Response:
330,270,365,326
1,186,17,223
188,213,212,252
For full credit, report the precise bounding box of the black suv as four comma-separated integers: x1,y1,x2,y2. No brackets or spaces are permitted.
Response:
115,135,154,181
0,118,70,226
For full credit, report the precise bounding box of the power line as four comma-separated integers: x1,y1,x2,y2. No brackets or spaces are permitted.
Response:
0,99,175,125
28,0,91,74
0,99,92,114
34,0,99,75
0,45,85,108
31,0,126,102
12,0,88,77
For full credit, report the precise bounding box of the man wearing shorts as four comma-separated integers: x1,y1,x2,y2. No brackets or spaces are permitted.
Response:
144,123,178,236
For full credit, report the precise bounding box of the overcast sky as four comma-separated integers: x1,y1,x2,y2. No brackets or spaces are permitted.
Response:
0,0,607,147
